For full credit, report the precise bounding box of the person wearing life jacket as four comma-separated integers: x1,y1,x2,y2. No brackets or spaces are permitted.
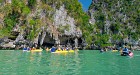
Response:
51,46,56,52
121,46,129,56
46,47,49,51
32,47,36,50
27,46,30,51
23,47,27,51
23,45,27,50
57,47,61,51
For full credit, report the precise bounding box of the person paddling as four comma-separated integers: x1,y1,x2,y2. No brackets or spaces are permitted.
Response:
121,46,129,56
50,46,56,52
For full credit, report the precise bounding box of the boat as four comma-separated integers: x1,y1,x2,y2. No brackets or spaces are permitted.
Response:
51,50,74,53
23,50,30,52
112,50,118,52
30,49,43,52
129,52,133,56
121,51,133,56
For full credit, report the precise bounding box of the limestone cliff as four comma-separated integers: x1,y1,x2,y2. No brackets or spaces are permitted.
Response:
88,0,140,49
0,0,87,49
1,0,139,49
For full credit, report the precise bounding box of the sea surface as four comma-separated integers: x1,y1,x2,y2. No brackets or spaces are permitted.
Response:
0,50,140,75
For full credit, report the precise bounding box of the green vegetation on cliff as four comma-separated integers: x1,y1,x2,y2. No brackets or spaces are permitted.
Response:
0,0,92,47
89,0,140,47
1,0,139,49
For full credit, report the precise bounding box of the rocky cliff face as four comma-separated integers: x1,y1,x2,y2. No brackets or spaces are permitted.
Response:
0,0,85,49
54,5,82,36
88,0,140,48
1,0,139,49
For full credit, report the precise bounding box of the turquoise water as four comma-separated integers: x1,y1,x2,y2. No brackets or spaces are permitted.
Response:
0,50,140,75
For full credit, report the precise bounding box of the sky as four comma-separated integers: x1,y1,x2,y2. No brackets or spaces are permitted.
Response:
79,0,92,11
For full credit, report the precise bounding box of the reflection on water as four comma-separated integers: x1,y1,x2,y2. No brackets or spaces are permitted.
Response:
29,52,42,62
0,50,140,75
24,51,81,75
48,52,81,75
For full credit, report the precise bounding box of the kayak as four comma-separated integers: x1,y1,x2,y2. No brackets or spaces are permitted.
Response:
129,52,133,56
112,50,118,52
51,50,74,53
23,50,30,52
30,49,43,52
121,52,133,56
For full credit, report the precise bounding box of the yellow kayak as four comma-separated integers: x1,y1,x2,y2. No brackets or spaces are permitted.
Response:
112,50,118,52
30,49,43,52
51,50,74,53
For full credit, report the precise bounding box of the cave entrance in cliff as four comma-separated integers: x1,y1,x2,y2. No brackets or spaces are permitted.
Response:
38,32,55,48
42,43,54,48
66,38,82,47
78,38,82,46
67,38,75,47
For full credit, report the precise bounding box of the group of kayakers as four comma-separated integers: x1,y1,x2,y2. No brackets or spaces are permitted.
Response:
23,45,42,51
100,46,133,56
48,46,76,52
23,44,133,56
23,44,77,52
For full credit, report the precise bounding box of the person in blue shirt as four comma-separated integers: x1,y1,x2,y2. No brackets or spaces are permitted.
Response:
23,47,27,50
51,46,56,52
121,46,129,56
27,47,30,51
